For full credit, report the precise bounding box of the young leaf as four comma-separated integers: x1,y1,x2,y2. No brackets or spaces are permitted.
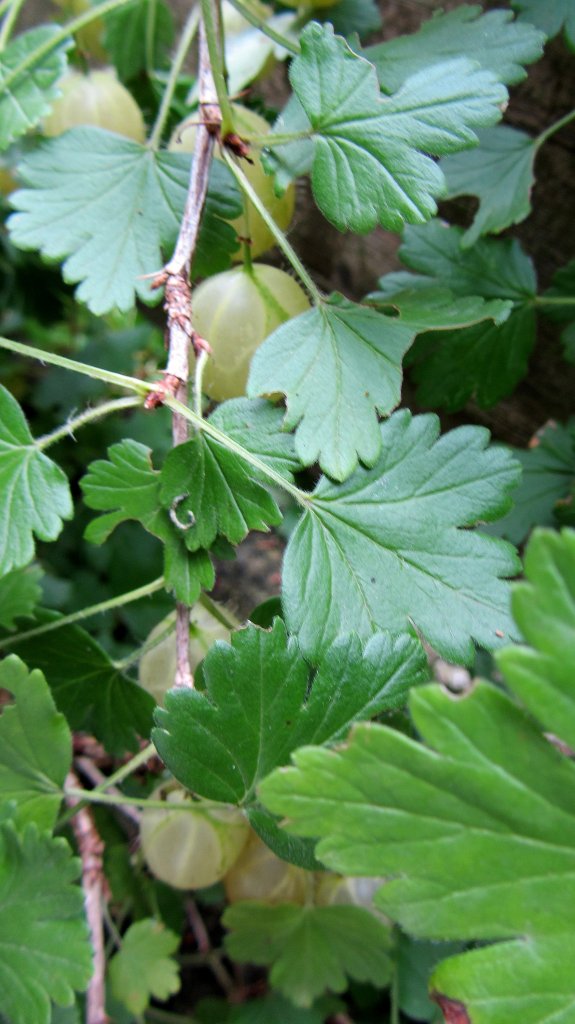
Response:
283,411,521,665
259,681,575,1022
104,0,175,81
248,295,416,481
366,6,545,93
208,398,303,482
224,902,393,1008
0,564,42,630
286,23,507,232
512,0,575,48
0,385,73,574
0,26,72,150
153,619,427,804
80,440,215,605
486,420,575,544
440,125,536,246
0,655,71,831
8,131,241,314
498,528,575,750
108,918,180,1015
13,614,154,755
0,821,91,1024
159,434,282,552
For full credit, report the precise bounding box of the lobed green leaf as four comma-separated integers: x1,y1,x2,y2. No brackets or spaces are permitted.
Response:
0,655,71,830
0,385,73,574
248,295,416,480
108,918,180,1015
8,131,241,314
0,821,91,1024
283,411,521,664
286,23,507,233
366,5,545,92
0,26,72,150
153,618,428,804
224,902,393,1008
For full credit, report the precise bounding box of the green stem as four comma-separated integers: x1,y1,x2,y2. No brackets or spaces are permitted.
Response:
35,396,142,451
65,788,225,812
534,295,575,307
0,0,26,50
0,335,153,393
113,614,176,671
224,0,300,55
222,149,322,305
148,4,201,150
166,392,310,506
535,107,575,149
200,0,234,135
0,578,165,652
57,742,157,829
193,349,208,418
245,130,311,148
145,0,158,74
0,0,140,94
0,335,310,505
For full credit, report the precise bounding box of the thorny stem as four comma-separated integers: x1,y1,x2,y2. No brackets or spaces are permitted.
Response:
66,773,109,1024
222,149,323,305
224,0,300,55
0,0,26,50
0,0,139,94
35,396,141,451
535,106,575,149
199,0,235,136
148,4,201,151
0,577,165,652
153,17,221,690
65,789,219,812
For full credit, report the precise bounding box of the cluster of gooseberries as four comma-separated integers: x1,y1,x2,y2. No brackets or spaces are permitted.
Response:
140,779,379,913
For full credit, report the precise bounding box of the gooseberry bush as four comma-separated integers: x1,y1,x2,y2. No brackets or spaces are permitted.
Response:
1,0,575,1021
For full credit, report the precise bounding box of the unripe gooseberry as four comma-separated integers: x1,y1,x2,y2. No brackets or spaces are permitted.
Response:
52,0,106,58
224,831,312,905
140,783,250,890
43,69,146,142
169,104,295,260
191,263,309,402
139,601,238,706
